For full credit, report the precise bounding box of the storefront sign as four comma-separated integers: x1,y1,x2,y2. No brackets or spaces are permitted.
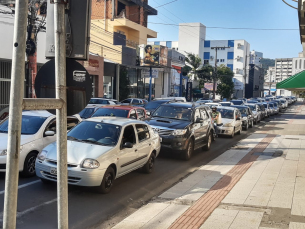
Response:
73,70,87,82
139,44,168,67
142,69,159,78
186,82,192,102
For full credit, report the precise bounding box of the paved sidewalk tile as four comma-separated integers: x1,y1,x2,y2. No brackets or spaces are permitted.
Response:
199,208,239,229
228,210,264,229
289,222,305,229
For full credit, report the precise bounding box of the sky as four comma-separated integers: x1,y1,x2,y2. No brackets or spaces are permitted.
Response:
147,0,301,59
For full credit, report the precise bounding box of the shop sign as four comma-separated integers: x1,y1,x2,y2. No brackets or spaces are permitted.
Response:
73,71,86,82
139,44,168,67
142,69,159,78
186,82,192,102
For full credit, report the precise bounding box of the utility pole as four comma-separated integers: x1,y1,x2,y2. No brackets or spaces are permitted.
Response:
210,46,230,99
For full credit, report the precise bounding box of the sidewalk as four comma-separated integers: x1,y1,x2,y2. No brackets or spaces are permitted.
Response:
111,102,305,229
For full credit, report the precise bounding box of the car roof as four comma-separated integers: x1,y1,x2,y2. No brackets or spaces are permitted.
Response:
97,105,144,110
22,110,54,117
86,117,146,126
217,106,237,110
161,102,207,109
205,103,220,106
90,98,117,101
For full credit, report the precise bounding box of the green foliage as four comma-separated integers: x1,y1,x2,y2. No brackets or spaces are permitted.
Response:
197,65,214,83
260,58,275,74
216,65,235,100
185,52,202,78
119,66,130,101
182,65,192,76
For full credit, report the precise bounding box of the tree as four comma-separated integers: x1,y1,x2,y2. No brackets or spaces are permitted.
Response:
185,52,202,79
216,65,235,100
119,66,130,101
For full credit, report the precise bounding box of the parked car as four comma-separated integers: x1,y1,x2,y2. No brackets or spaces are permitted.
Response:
88,98,118,106
0,106,9,123
262,103,272,117
268,102,278,115
145,102,214,160
217,107,242,138
231,105,254,130
76,105,101,120
244,103,261,124
230,100,245,105
36,117,161,193
154,97,186,102
121,98,148,106
274,99,286,111
0,110,80,177
219,102,234,106
257,103,267,119
91,106,147,121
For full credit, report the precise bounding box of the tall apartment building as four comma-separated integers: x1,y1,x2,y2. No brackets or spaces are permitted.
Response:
203,39,251,98
275,58,293,82
250,50,263,67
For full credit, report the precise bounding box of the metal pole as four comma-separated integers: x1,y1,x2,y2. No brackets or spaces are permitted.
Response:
3,0,28,228
149,66,152,101
54,1,68,228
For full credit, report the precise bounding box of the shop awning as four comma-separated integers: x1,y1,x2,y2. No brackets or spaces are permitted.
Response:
276,70,305,91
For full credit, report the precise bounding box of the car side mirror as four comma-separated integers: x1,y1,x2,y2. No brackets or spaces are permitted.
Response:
196,118,204,123
45,131,55,137
123,142,133,148
146,111,151,116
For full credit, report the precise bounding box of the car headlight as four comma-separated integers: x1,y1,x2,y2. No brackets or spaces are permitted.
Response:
82,159,100,169
172,129,187,136
242,117,247,120
0,146,23,156
223,123,233,127
37,150,48,161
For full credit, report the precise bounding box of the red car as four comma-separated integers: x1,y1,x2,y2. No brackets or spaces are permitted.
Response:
91,105,147,120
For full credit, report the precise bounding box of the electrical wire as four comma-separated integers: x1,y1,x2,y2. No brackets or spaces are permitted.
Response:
282,0,297,9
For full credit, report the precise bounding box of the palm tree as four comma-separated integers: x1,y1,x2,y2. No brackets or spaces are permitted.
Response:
185,52,202,80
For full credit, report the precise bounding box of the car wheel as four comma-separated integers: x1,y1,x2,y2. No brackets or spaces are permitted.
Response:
182,139,194,161
203,132,212,151
237,125,242,135
250,120,254,128
97,167,115,194
142,153,156,174
231,128,235,138
40,178,54,185
244,122,249,131
254,118,257,125
21,152,37,177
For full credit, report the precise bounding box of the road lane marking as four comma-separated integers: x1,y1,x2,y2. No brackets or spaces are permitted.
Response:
0,180,40,195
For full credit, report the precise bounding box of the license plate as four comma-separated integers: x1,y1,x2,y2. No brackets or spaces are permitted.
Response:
50,167,57,175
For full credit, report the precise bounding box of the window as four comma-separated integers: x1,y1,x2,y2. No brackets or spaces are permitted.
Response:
132,99,141,104
227,52,234,59
129,110,137,119
122,125,136,145
295,60,297,68
227,64,233,71
220,59,225,62
204,60,209,65
228,40,234,47
194,109,200,121
166,41,172,48
154,41,160,45
204,52,210,60
217,59,219,63
102,100,109,104
122,99,131,103
300,59,302,69
136,124,150,142
200,109,208,120
204,40,210,47
137,109,145,119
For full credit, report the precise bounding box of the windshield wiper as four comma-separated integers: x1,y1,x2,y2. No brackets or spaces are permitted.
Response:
80,139,106,146
67,136,81,141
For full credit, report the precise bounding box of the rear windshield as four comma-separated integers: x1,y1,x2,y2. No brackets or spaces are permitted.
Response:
218,108,234,119
231,100,243,105
89,99,106,104
79,108,95,119
92,108,129,118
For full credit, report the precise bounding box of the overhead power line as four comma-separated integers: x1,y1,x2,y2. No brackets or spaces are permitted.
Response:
282,0,297,9
148,22,299,31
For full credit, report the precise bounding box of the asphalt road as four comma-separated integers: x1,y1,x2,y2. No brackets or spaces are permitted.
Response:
0,114,274,229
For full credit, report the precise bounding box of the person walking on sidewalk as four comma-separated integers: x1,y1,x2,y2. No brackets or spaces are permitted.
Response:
211,106,221,137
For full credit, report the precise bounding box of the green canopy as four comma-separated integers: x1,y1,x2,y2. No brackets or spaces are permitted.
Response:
276,70,305,91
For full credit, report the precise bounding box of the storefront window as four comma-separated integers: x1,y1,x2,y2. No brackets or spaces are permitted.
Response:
103,76,113,98
127,69,137,98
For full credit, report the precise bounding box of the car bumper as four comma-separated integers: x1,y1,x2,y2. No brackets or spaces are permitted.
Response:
35,160,106,187
159,135,188,152
218,126,234,136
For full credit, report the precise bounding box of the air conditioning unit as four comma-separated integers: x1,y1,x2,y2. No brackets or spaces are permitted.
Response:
236,56,241,60
237,43,242,48
236,68,239,72
210,56,214,60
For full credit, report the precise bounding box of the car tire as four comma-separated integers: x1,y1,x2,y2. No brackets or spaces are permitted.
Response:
231,128,235,138
250,120,254,128
142,153,156,174
203,132,212,151
40,178,54,185
244,122,249,131
182,139,194,161
237,125,242,135
21,152,38,177
97,167,115,194
254,119,257,125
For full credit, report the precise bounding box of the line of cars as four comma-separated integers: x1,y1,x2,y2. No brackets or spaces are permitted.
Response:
0,95,296,193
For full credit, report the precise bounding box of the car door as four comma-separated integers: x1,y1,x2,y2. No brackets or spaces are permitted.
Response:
117,124,139,175
193,109,204,146
200,108,209,138
235,110,242,131
42,118,57,147
135,124,152,165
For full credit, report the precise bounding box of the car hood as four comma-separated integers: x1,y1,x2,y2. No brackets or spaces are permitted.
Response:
146,117,190,129
221,118,234,125
45,141,113,164
0,133,36,150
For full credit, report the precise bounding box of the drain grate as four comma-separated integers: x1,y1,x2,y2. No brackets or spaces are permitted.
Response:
232,147,249,150
285,138,300,140
252,151,283,157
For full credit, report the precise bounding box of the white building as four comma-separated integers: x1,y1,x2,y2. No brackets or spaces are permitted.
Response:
275,58,293,82
250,50,263,67
203,39,250,98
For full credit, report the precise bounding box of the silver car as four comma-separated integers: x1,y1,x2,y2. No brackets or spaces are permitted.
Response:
36,117,161,193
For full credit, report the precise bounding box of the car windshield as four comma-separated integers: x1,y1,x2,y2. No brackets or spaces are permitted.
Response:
231,100,243,105
144,101,167,110
269,104,274,108
238,108,248,115
218,108,234,119
79,108,95,119
67,121,121,146
153,106,192,121
92,108,129,118
247,105,256,111
263,104,268,108
0,115,47,135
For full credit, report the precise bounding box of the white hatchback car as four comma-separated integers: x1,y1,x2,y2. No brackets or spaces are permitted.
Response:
0,110,80,176
217,107,242,138
36,117,161,193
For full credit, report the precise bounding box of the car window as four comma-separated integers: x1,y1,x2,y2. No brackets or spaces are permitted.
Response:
0,115,47,135
45,119,56,133
102,100,109,104
67,117,79,131
122,125,136,145
132,99,141,104
136,124,150,142
78,108,95,119
67,121,121,146
129,110,137,119
200,109,208,120
122,99,131,103
239,108,248,115
194,109,200,121
137,109,145,119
